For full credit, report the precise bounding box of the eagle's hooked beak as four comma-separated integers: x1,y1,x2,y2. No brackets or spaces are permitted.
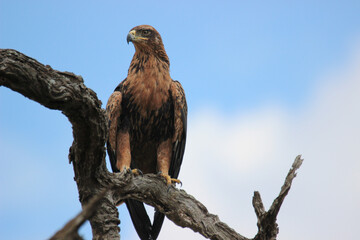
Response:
127,30,136,44
127,29,148,44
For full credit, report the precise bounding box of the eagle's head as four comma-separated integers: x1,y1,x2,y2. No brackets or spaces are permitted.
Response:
127,25,165,52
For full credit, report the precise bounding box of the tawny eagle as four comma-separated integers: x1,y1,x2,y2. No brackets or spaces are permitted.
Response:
106,25,187,240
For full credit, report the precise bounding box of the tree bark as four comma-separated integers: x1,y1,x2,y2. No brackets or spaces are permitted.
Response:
0,49,303,240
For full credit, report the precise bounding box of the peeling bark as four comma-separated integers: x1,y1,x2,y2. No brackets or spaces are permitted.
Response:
0,49,303,240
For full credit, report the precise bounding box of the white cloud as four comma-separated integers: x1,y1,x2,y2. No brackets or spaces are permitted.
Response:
159,43,360,240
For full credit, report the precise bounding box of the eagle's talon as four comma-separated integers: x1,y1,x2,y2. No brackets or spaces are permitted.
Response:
131,168,143,176
121,167,141,176
122,166,130,173
158,172,181,186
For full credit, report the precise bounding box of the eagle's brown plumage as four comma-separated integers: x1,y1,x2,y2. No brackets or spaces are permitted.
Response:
106,25,187,240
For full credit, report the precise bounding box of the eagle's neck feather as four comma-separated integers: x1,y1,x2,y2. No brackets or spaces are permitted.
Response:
126,50,171,116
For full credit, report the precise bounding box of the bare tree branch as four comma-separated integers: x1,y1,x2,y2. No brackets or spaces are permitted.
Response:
50,189,110,240
252,155,303,240
104,172,249,240
0,49,303,240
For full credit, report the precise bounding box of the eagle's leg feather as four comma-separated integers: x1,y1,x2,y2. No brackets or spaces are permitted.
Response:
156,139,180,185
115,131,132,171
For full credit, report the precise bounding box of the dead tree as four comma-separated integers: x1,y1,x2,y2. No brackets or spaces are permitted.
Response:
0,49,303,240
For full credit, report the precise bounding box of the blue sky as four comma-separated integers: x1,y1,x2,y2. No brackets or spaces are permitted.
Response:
1,1,360,239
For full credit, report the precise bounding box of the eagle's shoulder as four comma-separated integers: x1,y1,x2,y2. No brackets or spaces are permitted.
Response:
114,78,128,92
107,78,127,118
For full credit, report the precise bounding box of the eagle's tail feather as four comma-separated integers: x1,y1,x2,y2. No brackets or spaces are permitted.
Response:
125,199,165,240
152,209,165,239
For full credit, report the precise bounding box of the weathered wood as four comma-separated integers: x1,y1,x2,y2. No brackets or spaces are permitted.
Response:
105,171,249,240
252,156,303,240
0,49,303,240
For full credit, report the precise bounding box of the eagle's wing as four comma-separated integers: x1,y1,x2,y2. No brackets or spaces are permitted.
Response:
106,82,123,173
169,80,187,179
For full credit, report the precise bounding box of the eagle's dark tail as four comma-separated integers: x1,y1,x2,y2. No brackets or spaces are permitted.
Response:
125,199,165,240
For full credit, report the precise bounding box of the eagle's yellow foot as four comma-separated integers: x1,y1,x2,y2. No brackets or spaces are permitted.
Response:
122,167,143,176
158,172,182,186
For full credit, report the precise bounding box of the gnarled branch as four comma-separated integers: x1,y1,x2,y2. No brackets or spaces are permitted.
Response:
0,49,303,240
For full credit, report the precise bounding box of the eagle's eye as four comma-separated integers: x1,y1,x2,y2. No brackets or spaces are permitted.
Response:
142,30,151,36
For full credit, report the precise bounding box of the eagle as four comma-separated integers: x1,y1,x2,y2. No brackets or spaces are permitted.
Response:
106,25,187,240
